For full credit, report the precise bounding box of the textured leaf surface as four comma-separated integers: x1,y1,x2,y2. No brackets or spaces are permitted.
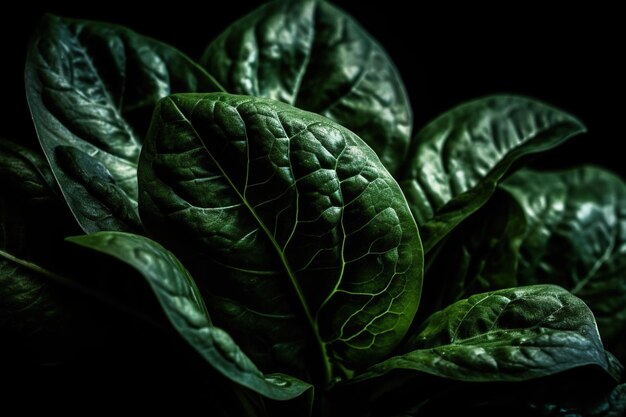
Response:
354,285,614,383
138,92,422,378
200,0,412,174
67,231,310,400
25,14,222,233
398,95,585,252
501,167,626,352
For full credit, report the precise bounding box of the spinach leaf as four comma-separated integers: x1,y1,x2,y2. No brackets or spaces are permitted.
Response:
138,92,422,381
398,96,585,252
200,0,412,175
501,167,626,355
353,285,617,384
25,14,223,233
67,231,311,401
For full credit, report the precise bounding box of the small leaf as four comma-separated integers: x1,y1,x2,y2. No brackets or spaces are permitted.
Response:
0,138,58,204
353,285,616,384
67,231,311,400
200,0,412,174
25,14,223,233
138,92,422,379
398,95,585,252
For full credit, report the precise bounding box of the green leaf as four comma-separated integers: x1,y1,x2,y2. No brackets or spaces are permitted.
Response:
500,167,626,356
67,231,310,400
417,192,528,319
138,92,423,380
25,14,223,233
353,285,616,384
200,0,412,175
398,95,585,252
0,138,58,204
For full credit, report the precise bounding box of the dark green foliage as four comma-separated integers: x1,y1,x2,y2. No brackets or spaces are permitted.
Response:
2,1,623,415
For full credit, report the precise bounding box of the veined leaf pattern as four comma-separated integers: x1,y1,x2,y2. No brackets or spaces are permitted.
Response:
138,92,422,379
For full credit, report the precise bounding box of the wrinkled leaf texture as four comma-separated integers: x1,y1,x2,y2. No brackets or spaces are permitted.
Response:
503,167,626,354
200,0,412,175
138,92,423,381
354,285,617,383
398,95,585,252
25,14,223,233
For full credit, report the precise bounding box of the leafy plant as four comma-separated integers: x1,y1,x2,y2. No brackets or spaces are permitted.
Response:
2,0,624,415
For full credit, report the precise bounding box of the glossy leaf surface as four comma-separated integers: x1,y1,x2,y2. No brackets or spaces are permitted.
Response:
25,15,222,232
354,285,614,383
68,231,310,400
502,167,626,351
200,0,412,174
398,96,585,252
138,92,422,378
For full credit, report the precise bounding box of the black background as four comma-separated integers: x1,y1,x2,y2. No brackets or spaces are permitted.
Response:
1,0,624,411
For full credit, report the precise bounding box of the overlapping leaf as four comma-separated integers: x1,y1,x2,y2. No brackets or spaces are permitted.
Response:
398,96,585,252
424,167,626,358
138,92,422,380
200,0,412,174
68,231,310,400
354,285,617,383
25,15,223,232
502,167,626,353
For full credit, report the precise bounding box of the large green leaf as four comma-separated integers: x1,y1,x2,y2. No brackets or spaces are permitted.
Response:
138,92,422,381
67,231,310,400
500,167,626,353
398,96,585,252
25,14,223,233
353,285,616,384
200,0,412,175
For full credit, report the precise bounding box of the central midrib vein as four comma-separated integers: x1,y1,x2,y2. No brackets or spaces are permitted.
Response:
169,98,332,383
